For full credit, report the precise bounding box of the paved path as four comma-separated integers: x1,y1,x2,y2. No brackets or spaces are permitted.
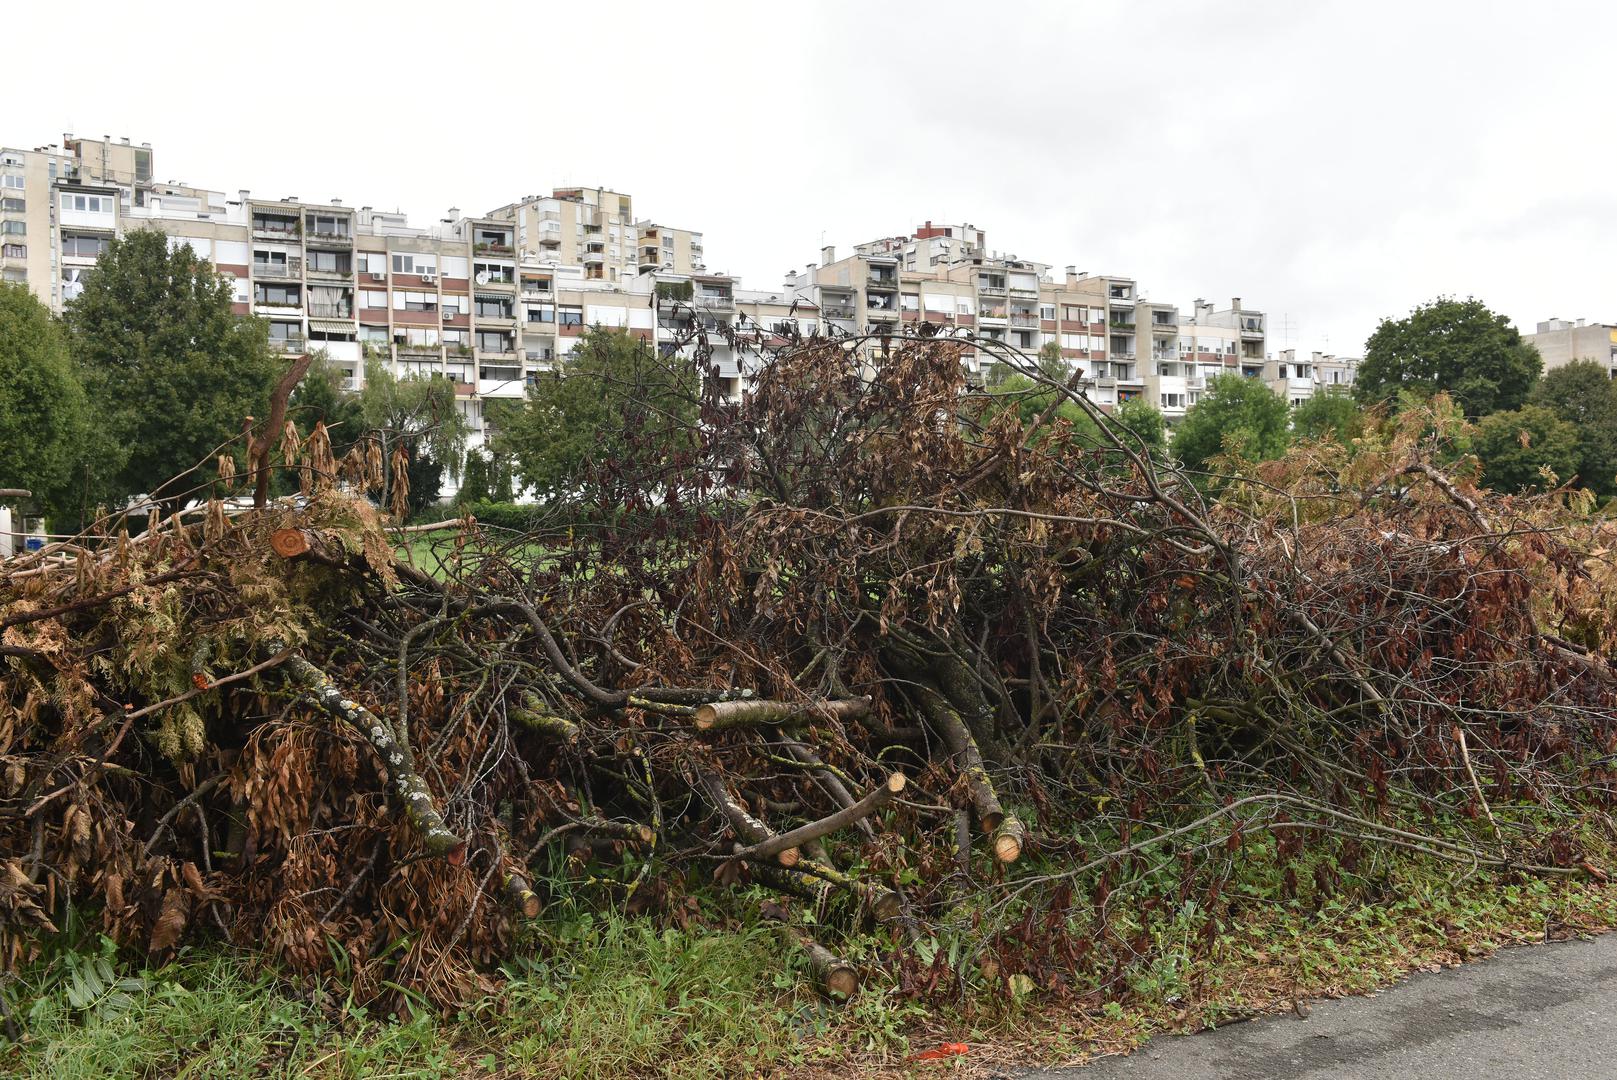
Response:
1016,932,1617,1079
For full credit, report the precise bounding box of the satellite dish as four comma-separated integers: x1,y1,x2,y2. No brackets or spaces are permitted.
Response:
475,270,490,285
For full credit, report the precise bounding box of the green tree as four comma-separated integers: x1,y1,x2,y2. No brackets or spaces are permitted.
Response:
66,229,279,513
0,283,95,520
1356,297,1540,418
985,344,1089,431
356,356,467,514
1170,373,1291,475
1527,360,1617,499
1291,391,1362,443
1472,405,1581,494
496,328,700,504
1113,397,1167,457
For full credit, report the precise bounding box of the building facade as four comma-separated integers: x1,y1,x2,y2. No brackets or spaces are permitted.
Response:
2,133,1277,458
1525,319,1617,379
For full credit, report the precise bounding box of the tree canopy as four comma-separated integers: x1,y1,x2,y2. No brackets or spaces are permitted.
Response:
1291,390,1363,443
65,229,280,512
1355,297,1540,418
354,355,467,514
0,284,95,520
1527,360,1617,499
1170,373,1291,476
1472,405,1581,494
495,327,701,505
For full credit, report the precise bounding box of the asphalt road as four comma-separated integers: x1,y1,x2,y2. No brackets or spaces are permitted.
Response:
1016,932,1617,1079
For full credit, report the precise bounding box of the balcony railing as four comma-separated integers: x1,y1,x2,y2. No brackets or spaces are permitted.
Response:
821,306,856,320
252,221,300,237
306,230,352,243
697,294,734,311
977,284,1006,296
474,242,514,255
253,258,301,279
271,337,306,352
309,304,352,318
1008,314,1037,327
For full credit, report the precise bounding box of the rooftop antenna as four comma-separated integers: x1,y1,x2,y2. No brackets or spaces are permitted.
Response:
1274,312,1298,349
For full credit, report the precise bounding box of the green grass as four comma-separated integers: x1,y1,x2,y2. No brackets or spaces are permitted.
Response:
5,856,1616,1078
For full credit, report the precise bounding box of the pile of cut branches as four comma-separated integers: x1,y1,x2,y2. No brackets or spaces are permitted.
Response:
2,335,1614,1006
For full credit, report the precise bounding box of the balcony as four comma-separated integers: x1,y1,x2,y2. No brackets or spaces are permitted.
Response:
271,337,306,353
821,305,856,320
1151,321,1176,334
977,284,1006,297
306,264,352,280
308,304,352,319
253,258,302,279
696,293,734,312
865,276,898,292
582,250,605,265
305,230,353,247
474,242,514,256
520,281,552,298
1009,314,1037,328
537,233,561,246
251,221,300,240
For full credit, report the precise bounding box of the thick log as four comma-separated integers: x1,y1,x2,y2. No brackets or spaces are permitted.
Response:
694,695,871,732
732,773,904,866
280,652,466,863
801,937,859,999
502,873,542,918
992,814,1027,864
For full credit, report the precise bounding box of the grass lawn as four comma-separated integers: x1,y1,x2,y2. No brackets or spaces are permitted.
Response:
5,851,1615,1079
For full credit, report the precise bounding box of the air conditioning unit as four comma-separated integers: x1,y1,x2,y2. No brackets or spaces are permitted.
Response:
421,273,436,285
369,271,384,281
441,309,454,322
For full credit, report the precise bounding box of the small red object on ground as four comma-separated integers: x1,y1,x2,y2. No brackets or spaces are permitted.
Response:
914,1042,970,1061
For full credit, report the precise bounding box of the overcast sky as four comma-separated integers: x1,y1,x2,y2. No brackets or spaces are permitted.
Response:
12,0,1615,354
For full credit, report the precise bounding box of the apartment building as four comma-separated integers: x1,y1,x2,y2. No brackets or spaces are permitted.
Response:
1266,349,1359,405
785,233,1266,419
486,187,705,283
1525,318,1617,378
4,134,1272,456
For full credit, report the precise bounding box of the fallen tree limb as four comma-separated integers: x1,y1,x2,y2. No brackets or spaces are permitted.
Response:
731,773,904,866
279,651,466,864
693,695,871,732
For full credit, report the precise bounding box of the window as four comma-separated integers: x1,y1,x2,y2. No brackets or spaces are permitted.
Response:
1039,304,1056,321
392,290,437,312
62,194,111,213
60,234,110,257
0,220,23,236
1,244,25,259
1,198,23,213
662,235,674,250
1160,393,1185,409
267,321,300,342
305,214,350,238
443,329,469,347
1,175,23,190
1,268,26,282
440,294,466,316
398,327,440,348
527,305,555,323
360,289,388,309
477,331,513,353
308,286,351,317
357,252,386,275
255,283,300,306
475,296,512,318
557,306,583,326
307,249,351,274
900,293,919,311
474,261,513,284
392,253,437,276
360,325,389,344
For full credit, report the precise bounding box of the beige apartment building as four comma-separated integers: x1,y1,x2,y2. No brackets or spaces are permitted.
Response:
786,240,1268,419
1525,318,1617,378
2,133,1274,458
1266,349,1360,406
